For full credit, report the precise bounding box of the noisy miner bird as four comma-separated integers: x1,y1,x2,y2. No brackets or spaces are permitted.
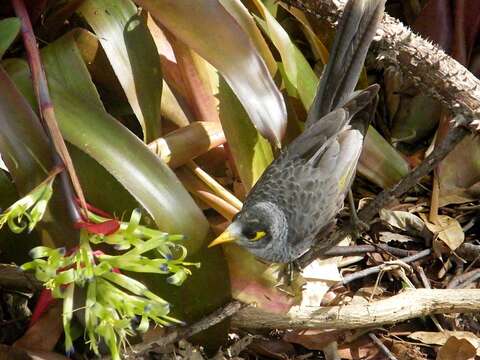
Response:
209,0,385,263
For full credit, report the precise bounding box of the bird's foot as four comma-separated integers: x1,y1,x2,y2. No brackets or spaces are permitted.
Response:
274,261,301,294
348,190,369,239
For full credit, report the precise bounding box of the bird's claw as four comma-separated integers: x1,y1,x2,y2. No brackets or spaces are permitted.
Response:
348,190,369,239
274,261,301,293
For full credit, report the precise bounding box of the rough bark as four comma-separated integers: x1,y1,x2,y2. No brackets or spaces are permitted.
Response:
282,0,480,125
232,289,480,329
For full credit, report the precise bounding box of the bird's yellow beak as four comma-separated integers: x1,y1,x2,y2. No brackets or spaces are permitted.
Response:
208,230,238,248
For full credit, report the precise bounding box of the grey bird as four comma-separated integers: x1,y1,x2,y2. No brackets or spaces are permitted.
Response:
209,0,385,263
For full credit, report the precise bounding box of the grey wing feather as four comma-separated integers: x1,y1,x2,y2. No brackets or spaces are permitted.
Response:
287,109,348,161
288,85,379,164
305,0,385,127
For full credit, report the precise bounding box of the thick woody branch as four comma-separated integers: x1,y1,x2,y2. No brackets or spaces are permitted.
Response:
232,289,480,330
282,0,480,123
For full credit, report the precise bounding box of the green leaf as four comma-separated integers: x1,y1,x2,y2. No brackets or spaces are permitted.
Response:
0,173,56,234
253,0,318,109
135,0,287,146
0,66,50,189
0,18,21,59
78,0,163,143
391,94,441,145
62,283,75,353
5,31,230,341
218,0,277,75
0,65,77,247
218,78,273,190
0,169,41,264
5,31,208,251
359,127,411,189
438,134,480,206
282,5,329,66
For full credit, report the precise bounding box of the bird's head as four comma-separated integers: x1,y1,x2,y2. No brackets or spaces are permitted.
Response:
208,201,289,262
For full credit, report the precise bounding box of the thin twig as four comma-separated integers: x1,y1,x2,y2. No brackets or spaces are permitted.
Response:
324,244,417,258
457,242,480,261
447,269,480,289
341,249,431,285
11,0,88,220
415,265,431,289
356,123,468,222
368,333,398,360
186,160,242,210
124,301,243,359
411,265,444,331
232,289,480,330
457,272,480,289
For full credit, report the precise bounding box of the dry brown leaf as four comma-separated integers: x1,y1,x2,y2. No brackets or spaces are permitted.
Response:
13,302,63,352
294,237,347,310
409,331,450,345
177,340,205,360
437,337,477,360
379,231,417,244
438,135,480,207
283,329,348,350
0,344,68,360
391,341,427,360
248,338,295,360
409,331,480,355
322,342,340,360
337,339,379,360
380,209,425,233
354,286,386,299
420,214,465,251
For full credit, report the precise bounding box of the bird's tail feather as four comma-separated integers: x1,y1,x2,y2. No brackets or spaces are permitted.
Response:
348,86,379,135
343,83,379,135
305,0,385,128
343,84,379,117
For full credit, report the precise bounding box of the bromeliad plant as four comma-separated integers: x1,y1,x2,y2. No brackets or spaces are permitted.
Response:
0,173,198,359
0,167,59,234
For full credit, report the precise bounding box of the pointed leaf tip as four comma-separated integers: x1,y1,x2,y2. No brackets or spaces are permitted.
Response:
136,0,287,145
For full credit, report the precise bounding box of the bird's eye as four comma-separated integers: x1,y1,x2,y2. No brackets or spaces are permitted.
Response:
244,230,266,242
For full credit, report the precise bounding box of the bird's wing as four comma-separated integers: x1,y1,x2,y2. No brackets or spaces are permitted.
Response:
287,108,348,162
334,129,364,194
287,85,378,165
305,0,385,127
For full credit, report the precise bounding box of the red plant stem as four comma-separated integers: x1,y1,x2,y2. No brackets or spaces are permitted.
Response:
11,0,88,220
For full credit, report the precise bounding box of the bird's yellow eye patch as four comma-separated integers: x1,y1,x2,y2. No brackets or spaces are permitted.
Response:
249,230,266,242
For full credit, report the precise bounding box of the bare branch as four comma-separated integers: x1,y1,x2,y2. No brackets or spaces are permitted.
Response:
325,244,420,257
369,333,398,360
232,289,480,330
124,301,243,359
341,248,431,285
